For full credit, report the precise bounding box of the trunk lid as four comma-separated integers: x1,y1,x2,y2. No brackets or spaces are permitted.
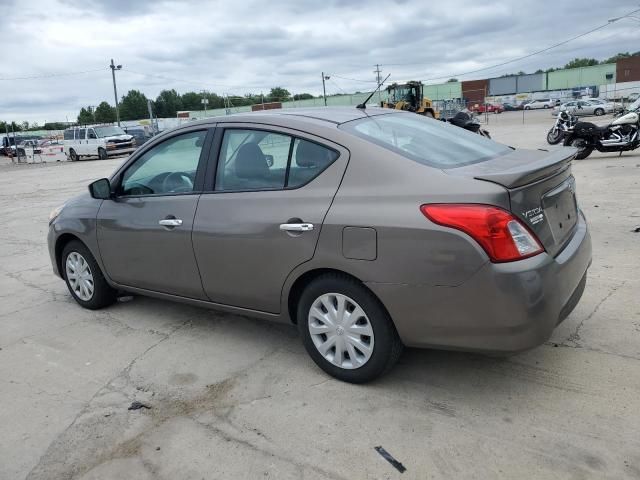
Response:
447,147,579,257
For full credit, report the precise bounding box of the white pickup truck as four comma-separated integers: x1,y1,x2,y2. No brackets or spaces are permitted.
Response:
63,125,136,160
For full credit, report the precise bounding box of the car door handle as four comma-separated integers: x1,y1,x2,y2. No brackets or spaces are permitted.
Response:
159,218,183,227
280,223,314,232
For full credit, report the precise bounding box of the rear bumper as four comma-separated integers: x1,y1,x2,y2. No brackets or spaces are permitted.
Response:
367,212,592,353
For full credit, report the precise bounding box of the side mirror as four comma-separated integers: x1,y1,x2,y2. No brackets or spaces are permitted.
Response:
264,154,274,167
89,178,112,199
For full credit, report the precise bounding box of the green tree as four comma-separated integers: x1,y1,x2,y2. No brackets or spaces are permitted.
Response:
77,106,95,124
119,90,149,121
534,69,544,74
180,91,201,111
293,93,314,100
154,89,183,117
564,58,599,69
94,101,116,123
268,87,290,102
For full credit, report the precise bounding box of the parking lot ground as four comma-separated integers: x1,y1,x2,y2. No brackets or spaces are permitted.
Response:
1,116,639,480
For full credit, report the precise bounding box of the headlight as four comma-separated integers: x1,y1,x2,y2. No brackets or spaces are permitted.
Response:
49,204,65,224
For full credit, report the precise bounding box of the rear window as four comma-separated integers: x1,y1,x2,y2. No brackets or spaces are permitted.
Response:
339,113,511,168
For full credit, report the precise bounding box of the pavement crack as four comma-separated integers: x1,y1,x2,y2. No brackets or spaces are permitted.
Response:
563,281,625,347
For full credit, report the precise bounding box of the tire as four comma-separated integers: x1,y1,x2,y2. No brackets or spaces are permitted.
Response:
69,148,78,161
524,106,530,110
62,240,116,310
570,138,594,160
544,105,549,109
594,108,604,116
547,128,563,145
423,110,434,118
98,148,108,160
297,273,403,383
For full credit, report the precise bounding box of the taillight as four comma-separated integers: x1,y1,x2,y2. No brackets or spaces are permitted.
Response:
420,204,544,263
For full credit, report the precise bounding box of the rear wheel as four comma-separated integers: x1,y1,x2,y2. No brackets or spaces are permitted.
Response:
547,128,563,145
98,147,108,160
297,274,403,383
62,240,116,309
570,138,594,160
594,108,605,116
69,148,78,161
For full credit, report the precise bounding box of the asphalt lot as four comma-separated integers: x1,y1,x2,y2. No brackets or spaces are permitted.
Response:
1,109,639,479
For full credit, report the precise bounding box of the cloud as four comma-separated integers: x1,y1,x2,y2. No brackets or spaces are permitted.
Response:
1,0,638,123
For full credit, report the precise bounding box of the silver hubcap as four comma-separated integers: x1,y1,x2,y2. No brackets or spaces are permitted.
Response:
65,252,94,301
308,293,374,370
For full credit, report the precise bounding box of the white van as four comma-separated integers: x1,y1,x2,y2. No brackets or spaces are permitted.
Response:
63,125,136,160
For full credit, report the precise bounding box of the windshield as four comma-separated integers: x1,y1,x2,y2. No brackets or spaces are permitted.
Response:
94,126,126,138
339,113,511,168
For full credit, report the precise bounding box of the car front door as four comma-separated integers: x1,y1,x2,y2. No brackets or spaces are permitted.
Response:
192,125,349,313
76,128,87,155
97,127,213,299
87,128,98,156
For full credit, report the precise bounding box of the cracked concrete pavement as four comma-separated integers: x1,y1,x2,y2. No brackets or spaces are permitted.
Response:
1,110,639,479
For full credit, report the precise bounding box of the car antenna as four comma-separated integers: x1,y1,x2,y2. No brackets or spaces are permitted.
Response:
356,74,391,109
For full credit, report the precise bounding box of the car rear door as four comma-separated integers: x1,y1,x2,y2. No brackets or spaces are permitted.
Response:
97,127,213,298
76,128,87,155
192,124,349,313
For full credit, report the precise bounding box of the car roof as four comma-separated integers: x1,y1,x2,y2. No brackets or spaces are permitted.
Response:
188,106,399,127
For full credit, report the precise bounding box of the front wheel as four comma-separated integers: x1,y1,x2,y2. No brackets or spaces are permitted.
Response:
62,240,116,309
297,274,403,383
69,148,78,161
98,147,108,160
570,138,594,160
547,128,563,145
594,108,605,116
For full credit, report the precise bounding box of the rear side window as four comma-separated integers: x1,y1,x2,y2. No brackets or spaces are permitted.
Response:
63,130,74,140
339,114,510,168
215,129,338,191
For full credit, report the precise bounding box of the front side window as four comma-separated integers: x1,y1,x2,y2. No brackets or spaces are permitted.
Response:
88,129,97,139
120,130,206,196
340,113,510,168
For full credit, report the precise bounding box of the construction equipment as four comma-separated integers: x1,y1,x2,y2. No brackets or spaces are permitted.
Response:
381,81,438,118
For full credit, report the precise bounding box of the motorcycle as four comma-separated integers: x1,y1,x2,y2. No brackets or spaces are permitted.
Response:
562,99,639,160
547,110,577,145
445,110,491,138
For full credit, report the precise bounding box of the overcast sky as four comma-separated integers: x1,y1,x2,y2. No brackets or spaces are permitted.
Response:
1,0,639,123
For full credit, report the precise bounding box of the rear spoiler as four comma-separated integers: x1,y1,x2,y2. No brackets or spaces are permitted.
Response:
451,147,577,189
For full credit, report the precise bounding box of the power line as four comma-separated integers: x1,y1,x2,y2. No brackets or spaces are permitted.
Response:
123,68,280,90
329,74,378,83
381,7,640,81
0,67,108,81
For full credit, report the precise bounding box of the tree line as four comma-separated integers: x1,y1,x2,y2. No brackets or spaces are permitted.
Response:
75,87,315,124
500,52,640,77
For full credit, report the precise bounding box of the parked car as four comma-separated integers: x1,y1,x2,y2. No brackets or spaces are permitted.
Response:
124,126,152,148
48,108,591,383
470,103,503,114
524,99,555,110
552,99,614,117
502,103,520,111
63,125,136,161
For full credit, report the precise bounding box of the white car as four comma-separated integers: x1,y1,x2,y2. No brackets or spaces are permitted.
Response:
524,99,555,110
63,126,136,161
551,99,616,117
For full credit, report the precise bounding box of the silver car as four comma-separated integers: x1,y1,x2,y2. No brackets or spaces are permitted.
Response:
552,99,613,117
48,108,592,383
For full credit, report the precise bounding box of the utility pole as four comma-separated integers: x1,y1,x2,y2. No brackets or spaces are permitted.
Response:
201,91,209,117
322,72,330,106
110,59,122,126
374,64,382,103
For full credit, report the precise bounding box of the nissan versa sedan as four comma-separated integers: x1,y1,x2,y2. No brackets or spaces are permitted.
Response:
48,107,592,383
